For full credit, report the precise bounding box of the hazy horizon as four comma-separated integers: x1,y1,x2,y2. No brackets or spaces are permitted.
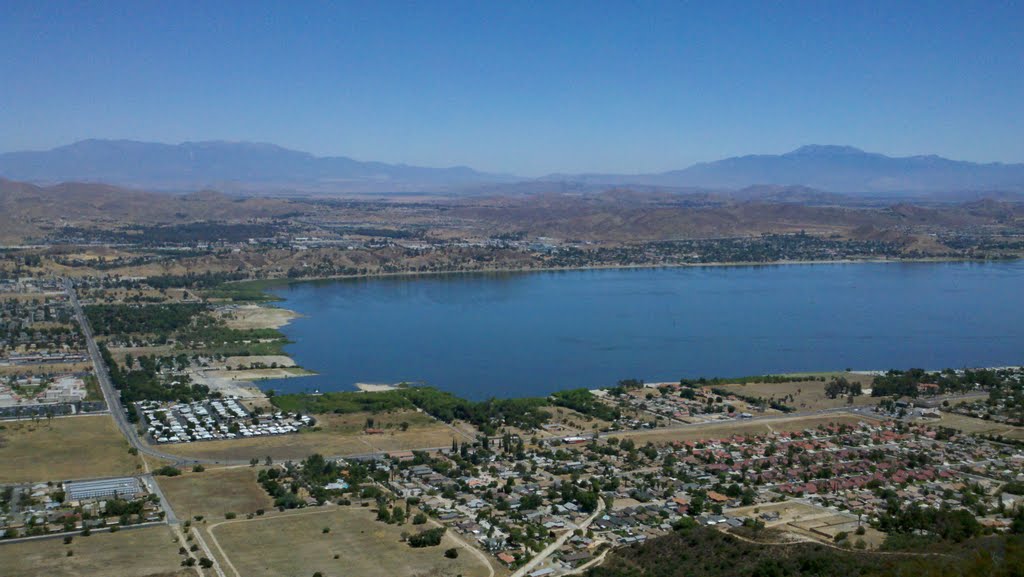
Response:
3,2,1023,176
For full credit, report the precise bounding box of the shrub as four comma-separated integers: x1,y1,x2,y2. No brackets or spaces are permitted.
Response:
155,465,182,477
408,527,446,548
444,547,459,559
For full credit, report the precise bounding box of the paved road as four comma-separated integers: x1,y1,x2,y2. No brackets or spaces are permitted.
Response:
66,278,219,466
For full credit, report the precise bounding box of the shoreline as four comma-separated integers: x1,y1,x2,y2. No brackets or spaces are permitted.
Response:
226,257,1021,402
231,255,1015,294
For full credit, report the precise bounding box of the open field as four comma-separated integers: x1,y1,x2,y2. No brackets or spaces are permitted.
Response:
0,415,142,482
107,345,177,363
206,506,493,577
617,412,881,444
223,355,296,368
935,412,1024,440
0,362,94,376
158,466,273,521
219,305,297,330
0,525,191,577
716,373,877,412
532,406,613,438
156,410,461,461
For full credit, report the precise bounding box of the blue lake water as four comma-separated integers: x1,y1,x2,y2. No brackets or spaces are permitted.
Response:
260,262,1024,400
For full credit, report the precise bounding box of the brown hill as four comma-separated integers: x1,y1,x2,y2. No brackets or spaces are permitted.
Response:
0,178,306,242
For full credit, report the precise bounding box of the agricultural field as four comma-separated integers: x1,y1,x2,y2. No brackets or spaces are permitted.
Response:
617,412,880,444
0,415,142,483
155,410,461,462
158,466,274,521
0,525,191,577
935,412,1024,440
204,506,495,577
715,373,877,412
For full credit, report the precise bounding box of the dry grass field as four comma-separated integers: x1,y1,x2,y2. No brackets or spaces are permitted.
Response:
935,413,1024,440
716,373,877,412
0,525,192,577
107,345,177,363
0,361,94,376
205,506,494,577
0,415,142,483
158,466,273,521
219,305,297,330
618,412,880,444
157,411,461,461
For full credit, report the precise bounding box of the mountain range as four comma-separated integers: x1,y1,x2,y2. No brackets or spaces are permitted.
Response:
1,140,1023,195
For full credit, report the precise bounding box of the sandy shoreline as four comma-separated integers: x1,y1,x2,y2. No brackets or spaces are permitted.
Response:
354,383,400,393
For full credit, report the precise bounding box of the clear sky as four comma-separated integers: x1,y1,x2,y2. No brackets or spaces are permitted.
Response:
2,1,1022,175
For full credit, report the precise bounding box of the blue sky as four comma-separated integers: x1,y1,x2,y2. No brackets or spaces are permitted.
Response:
2,1,1022,175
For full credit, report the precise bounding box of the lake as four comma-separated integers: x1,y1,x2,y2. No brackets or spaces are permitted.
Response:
260,262,1024,399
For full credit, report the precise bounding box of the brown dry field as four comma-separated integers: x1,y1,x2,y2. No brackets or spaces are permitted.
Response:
935,413,1024,440
0,415,143,483
205,506,494,577
158,466,274,521
108,345,177,363
0,525,192,577
522,406,612,439
617,412,880,444
219,306,298,330
716,373,877,412
0,361,94,376
155,411,462,461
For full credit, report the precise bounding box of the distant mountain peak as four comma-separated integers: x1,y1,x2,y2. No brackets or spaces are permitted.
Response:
784,144,868,156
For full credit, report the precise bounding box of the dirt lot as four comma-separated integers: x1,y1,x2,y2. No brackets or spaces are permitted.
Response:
219,305,297,330
205,367,312,381
158,466,274,521
155,411,462,462
618,412,880,444
716,373,877,412
935,412,1024,440
0,415,143,483
0,525,192,577
223,355,296,368
205,506,493,577
727,500,885,548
